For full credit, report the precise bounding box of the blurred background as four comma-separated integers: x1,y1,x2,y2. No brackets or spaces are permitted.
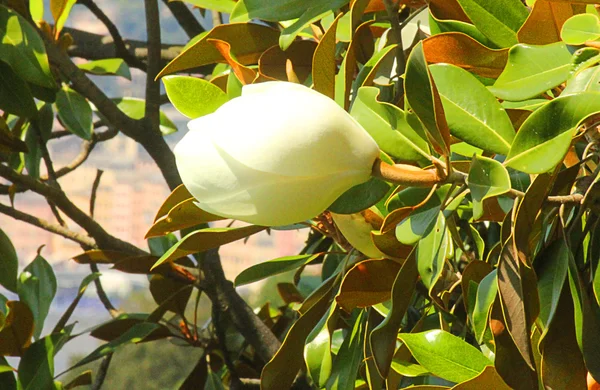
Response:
0,1,308,386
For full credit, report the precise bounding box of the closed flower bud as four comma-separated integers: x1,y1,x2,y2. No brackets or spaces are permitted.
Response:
174,81,380,226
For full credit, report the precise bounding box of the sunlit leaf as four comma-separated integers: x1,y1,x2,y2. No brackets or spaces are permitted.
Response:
416,212,448,292
398,330,490,383
506,92,600,173
326,311,366,390
488,42,572,101
467,155,511,220
56,86,93,140
235,254,321,286
78,59,131,79
112,98,177,135
561,13,600,45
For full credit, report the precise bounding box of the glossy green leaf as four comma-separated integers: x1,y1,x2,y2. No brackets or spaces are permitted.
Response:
163,75,229,119
472,270,497,343
231,0,349,22
398,330,490,383
56,87,93,140
506,92,600,173
353,44,397,91
561,14,600,45
177,0,236,13
390,360,430,377
0,5,55,89
17,255,57,340
0,228,18,293
489,42,572,101
501,99,547,111
152,225,266,269
428,12,495,49
430,64,514,155
0,61,37,118
370,252,419,378
329,177,391,215
405,42,450,156
52,0,77,37
536,238,568,340
304,302,337,387
562,66,600,95
455,0,529,48
393,189,441,245
18,334,63,390
326,310,366,390
351,87,430,163
280,8,341,50
52,273,101,334
77,59,131,79
112,98,177,135
416,212,449,292
235,254,320,286
467,155,511,220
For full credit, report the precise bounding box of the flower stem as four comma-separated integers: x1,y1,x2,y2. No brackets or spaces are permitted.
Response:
372,158,443,187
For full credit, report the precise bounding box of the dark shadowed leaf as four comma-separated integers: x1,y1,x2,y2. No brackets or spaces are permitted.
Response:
0,61,37,118
146,198,224,238
0,301,34,356
235,254,320,286
536,238,568,339
0,228,18,293
17,255,57,339
18,333,64,390
56,86,92,140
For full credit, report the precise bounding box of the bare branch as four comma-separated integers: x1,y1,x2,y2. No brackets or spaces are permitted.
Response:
0,164,144,255
161,0,205,38
76,0,147,70
0,202,97,248
144,0,162,126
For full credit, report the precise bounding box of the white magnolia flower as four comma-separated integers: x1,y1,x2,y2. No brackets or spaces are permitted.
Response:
174,81,380,226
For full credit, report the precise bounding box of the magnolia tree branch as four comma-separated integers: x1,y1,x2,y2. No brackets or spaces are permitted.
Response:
200,249,282,363
76,0,147,70
0,202,97,248
144,0,162,127
160,0,205,38
0,164,144,255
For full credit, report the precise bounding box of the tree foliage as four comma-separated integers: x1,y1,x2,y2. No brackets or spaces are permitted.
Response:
1,0,600,389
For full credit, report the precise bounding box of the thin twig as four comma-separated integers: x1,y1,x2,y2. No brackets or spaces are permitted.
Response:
161,0,205,38
77,0,147,70
0,202,97,248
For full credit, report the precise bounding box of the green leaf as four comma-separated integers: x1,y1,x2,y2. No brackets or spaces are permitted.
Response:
467,155,511,220
235,254,320,286
329,177,391,215
397,330,490,383
428,12,495,49
0,228,18,293
390,360,431,377
17,254,58,340
51,0,77,36
0,61,37,118
562,66,600,95
351,87,430,163
280,7,344,51
455,0,529,48
24,125,41,180
152,225,267,269
501,99,547,111
0,5,55,89
205,371,225,390
231,0,349,22
430,64,515,155
405,42,450,156
370,252,419,378
326,310,366,390
177,0,236,13
304,302,337,387
163,75,229,119
18,334,63,390
112,98,177,135
505,92,600,173
416,212,449,291
53,273,101,334
488,42,572,101
561,14,600,45
72,323,162,369
472,270,497,343
77,59,131,79
56,86,93,140
392,188,441,245
536,238,568,340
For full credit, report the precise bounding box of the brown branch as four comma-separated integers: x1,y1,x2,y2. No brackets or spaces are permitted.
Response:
161,0,205,38
144,0,161,126
372,159,443,187
91,353,113,390
0,164,144,255
76,0,147,70
200,248,281,363
0,202,97,248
